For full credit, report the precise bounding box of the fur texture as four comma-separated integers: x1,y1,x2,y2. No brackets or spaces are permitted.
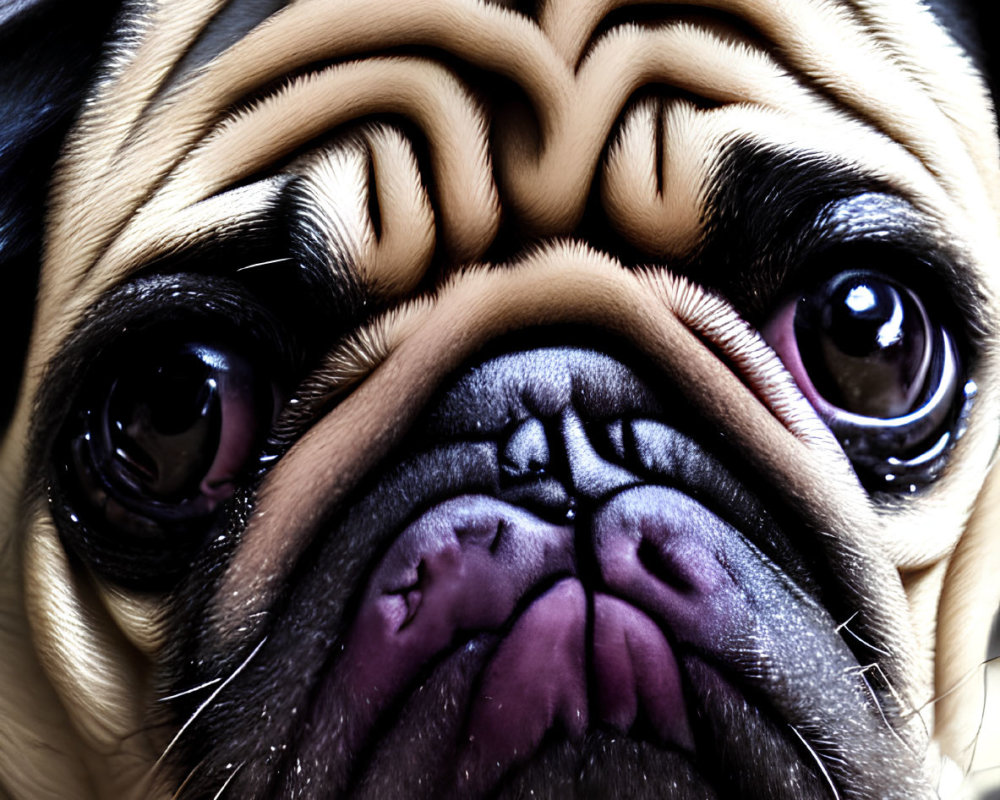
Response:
1,1,998,798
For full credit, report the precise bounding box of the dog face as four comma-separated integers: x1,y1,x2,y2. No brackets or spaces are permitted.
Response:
1,1,999,798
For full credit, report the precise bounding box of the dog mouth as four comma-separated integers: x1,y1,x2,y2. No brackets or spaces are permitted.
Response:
167,342,926,799
294,489,765,799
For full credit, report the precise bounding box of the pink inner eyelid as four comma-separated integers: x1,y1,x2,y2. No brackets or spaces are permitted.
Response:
760,290,959,432
760,297,835,419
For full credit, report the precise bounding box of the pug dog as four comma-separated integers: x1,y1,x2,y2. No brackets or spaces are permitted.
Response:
1,0,998,798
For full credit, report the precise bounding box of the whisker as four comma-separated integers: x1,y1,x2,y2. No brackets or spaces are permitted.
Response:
170,759,205,799
851,663,913,752
155,637,268,770
158,678,223,703
960,658,997,768
835,611,860,632
236,257,293,272
213,761,247,800
836,612,892,658
848,661,914,715
909,655,998,718
789,724,841,800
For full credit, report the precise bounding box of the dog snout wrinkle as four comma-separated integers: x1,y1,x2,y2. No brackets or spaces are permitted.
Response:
560,410,639,500
500,416,550,479
251,346,928,798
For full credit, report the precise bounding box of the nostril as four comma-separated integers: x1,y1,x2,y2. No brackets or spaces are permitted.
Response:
500,417,550,479
637,536,695,594
593,487,742,647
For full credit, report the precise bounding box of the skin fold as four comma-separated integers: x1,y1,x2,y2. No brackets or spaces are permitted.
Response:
0,0,998,798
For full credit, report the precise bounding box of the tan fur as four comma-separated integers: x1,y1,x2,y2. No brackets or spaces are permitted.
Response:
1,0,998,797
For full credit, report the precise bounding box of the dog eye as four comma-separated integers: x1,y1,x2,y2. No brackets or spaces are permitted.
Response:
793,271,938,417
53,339,279,586
764,269,965,491
67,342,276,530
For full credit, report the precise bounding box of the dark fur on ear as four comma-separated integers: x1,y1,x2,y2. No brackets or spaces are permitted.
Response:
0,0,119,425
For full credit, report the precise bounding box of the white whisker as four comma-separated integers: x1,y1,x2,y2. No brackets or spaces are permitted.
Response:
789,724,841,800
155,637,268,770
236,257,293,272
158,678,223,703
860,662,915,721
835,611,860,632
836,612,892,657
852,663,912,752
213,761,247,800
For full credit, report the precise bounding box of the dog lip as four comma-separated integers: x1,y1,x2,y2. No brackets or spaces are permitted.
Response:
180,344,924,798
266,346,826,796
290,489,734,795
335,487,719,763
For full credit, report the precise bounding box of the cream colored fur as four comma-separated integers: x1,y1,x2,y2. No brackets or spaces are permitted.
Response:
1,0,998,797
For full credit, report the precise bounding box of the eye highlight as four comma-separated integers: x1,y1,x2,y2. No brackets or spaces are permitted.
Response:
763,268,968,492
53,337,281,587
795,272,932,419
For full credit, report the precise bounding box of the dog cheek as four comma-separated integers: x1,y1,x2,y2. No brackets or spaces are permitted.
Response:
19,506,165,796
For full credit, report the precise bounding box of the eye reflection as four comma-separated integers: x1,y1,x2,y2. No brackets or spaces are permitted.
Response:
107,347,222,500
762,268,964,491
794,272,932,419
63,340,278,538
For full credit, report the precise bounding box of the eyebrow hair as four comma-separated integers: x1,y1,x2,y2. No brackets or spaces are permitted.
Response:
687,137,990,345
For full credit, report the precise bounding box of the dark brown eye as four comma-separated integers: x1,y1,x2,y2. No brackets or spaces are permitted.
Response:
55,339,280,586
794,273,931,418
764,269,969,492
81,343,273,525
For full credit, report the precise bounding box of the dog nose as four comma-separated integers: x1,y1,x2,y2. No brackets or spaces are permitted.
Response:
312,346,762,788
560,411,640,501
499,408,640,509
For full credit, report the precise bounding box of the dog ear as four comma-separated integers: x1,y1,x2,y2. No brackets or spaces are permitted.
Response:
924,1,996,85
0,0,119,427
966,2,999,113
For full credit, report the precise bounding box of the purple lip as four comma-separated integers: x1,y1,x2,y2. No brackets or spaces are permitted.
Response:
304,486,739,790
176,347,925,800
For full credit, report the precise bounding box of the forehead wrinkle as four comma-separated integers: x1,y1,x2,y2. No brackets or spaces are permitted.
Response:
602,98,715,258
40,0,993,325
281,127,440,298
41,0,555,298
284,139,376,286
546,0,995,215
156,57,499,259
